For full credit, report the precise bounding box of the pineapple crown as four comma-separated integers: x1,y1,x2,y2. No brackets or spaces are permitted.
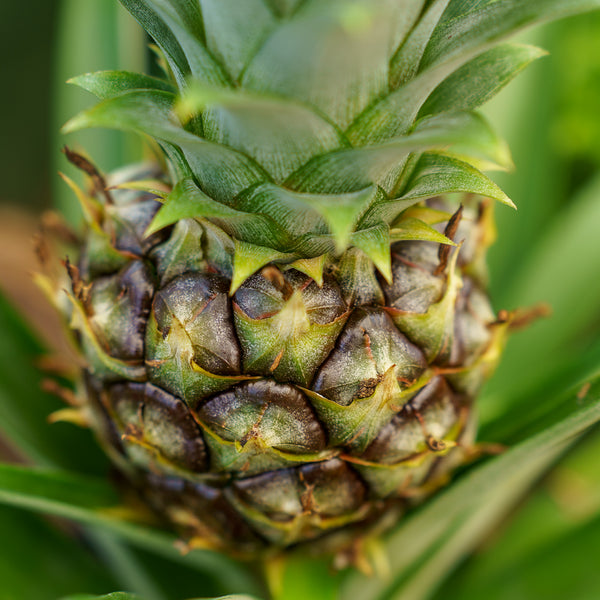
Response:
62,0,589,290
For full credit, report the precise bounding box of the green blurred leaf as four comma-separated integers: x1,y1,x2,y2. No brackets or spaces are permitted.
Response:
61,594,142,600
61,594,260,600
0,463,262,598
53,0,146,222
390,0,449,87
341,375,600,600
484,172,600,419
0,292,107,473
270,556,342,600
440,429,600,600
0,506,119,600
120,0,228,86
199,0,275,81
241,3,396,129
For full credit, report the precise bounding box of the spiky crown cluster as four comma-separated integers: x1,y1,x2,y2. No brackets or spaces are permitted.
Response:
60,0,569,288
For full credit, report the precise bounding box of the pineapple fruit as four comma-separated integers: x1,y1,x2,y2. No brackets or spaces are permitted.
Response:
49,0,589,558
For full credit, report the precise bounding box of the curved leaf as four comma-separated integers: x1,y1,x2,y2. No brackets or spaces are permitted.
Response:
200,0,275,81
178,83,347,181
349,0,600,144
241,2,396,128
390,0,451,87
63,90,268,202
420,43,547,116
289,111,511,194
69,71,176,99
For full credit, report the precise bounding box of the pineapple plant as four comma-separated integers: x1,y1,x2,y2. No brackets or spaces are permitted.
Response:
48,0,600,556
2,1,600,599
50,0,531,556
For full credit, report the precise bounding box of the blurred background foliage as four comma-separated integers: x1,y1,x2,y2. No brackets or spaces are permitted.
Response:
0,2,599,600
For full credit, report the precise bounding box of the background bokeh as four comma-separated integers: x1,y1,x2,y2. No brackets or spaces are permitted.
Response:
0,3,599,600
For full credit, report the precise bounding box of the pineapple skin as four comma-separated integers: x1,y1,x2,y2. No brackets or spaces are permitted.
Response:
66,165,502,556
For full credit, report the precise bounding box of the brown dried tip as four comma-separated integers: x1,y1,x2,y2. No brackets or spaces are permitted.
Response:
260,266,292,297
435,204,464,276
62,146,113,205
33,233,50,267
41,211,81,246
41,378,80,406
577,382,591,401
508,303,552,330
63,257,92,313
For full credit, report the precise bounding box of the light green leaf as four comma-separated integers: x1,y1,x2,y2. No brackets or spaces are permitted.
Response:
230,239,296,294
421,43,547,116
200,0,276,81
341,379,600,600
177,83,346,181
390,0,451,87
390,217,457,245
69,71,176,99
241,2,396,128
398,153,513,205
351,222,392,283
390,0,426,59
439,0,494,22
268,555,343,600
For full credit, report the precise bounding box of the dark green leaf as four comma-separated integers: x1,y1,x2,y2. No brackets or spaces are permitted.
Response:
148,178,291,248
0,506,119,600
120,0,228,86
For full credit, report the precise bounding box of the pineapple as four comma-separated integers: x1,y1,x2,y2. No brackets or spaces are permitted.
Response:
50,0,591,558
